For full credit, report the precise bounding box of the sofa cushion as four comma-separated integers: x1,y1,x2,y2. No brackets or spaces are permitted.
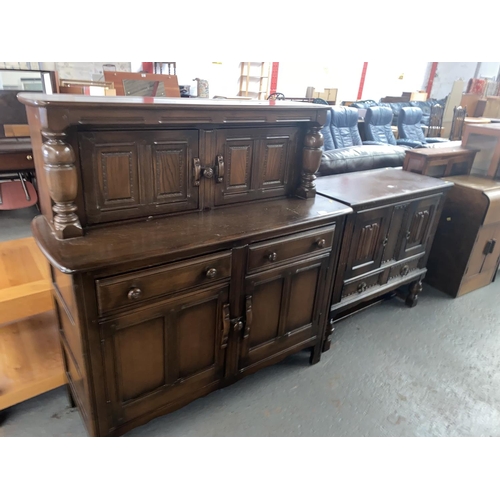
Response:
318,144,407,176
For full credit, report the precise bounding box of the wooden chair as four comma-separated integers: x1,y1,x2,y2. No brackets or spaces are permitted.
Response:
449,105,467,141
267,92,285,101
0,173,37,210
427,104,444,137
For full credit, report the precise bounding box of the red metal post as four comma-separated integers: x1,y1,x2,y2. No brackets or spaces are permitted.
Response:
269,62,279,96
141,62,153,73
357,62,368,100
426,62,438,97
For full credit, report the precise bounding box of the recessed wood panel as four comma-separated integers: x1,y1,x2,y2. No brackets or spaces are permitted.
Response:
152,143,187,203
262,143,285,185
101,151,134,202
177,299,217,378
286,265,320,332
249,277,283,349
115,317,165,402
355,222,381,263
227,143,252,189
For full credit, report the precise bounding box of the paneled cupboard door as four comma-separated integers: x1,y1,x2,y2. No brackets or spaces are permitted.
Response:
398,195,442,260
213,127,299,206
239,255,329,371
345,207,393,279
79,130,199,224
100,284,229,429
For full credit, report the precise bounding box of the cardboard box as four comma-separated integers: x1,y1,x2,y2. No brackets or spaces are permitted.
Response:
3,124,30,137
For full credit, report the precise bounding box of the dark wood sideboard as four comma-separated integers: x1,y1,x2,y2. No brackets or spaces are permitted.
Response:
19,94,352,436
316,169,453,350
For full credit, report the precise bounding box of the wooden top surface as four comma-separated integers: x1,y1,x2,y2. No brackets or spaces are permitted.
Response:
405,145,476,157
466,122,500,132
33,196,352,274
443,175,500,192
316,168,453,208
17,93,330,111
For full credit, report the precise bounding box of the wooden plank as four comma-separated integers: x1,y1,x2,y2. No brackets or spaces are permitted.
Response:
0,237,53,325
0,311,65,410
0,280,53,326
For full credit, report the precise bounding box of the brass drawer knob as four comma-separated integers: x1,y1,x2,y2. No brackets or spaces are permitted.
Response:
316,239,326,248
206,268,217,279
127,287,142,300
401,265,410,277
357,282,367,294
233,320,244,332
26,154,33,161
268,252,278,262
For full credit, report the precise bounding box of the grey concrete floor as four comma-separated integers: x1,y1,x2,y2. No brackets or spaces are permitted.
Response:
2,275,500,437
0,205,39,242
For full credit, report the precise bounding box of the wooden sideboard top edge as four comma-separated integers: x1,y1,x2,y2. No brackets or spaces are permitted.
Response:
33,196,352,274
316,168,453,208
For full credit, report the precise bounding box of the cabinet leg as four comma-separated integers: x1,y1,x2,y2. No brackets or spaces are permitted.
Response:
66,384,76,408
405,280,423,308
322,318,335,352
309,343,322,365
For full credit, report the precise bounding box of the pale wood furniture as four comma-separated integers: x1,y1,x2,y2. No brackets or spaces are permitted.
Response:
0,237,65,411
103,71,180,97
463,123,500,179
426,176,500,297
20,93,351,436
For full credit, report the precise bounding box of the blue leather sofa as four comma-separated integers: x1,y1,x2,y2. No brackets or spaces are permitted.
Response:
397,107,449,148
318,107,407,176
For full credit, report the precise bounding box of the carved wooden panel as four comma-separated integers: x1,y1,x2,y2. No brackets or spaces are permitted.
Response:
214,127,298,206
399,195,442,260
345,206,392,279
148,130,199,212
101,285,228,428
79,130,199,225
240,256,327,371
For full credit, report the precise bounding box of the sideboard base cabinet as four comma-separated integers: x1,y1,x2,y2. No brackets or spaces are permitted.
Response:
316,169,453,351
21,94,351,436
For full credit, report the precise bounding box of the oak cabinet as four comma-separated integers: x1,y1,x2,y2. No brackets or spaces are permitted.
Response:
22,94,350,436
316,169,452,350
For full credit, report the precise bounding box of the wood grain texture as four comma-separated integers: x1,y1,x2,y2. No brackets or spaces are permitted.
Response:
0,311,65,410
0,237,53,325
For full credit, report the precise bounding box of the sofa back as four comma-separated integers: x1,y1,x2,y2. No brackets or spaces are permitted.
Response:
321,107,362,150
398,107,426,143
364,107,396,145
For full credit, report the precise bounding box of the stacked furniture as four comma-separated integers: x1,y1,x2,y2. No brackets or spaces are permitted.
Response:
319,107,407,175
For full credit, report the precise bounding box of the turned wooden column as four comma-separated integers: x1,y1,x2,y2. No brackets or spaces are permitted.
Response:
41,131,83,239
296,126,323,199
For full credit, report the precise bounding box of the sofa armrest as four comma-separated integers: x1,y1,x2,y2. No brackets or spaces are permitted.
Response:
397,138,423,148
425,137,449,144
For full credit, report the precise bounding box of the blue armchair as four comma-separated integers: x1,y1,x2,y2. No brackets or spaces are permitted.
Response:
364,106,398,145
397,107,449,148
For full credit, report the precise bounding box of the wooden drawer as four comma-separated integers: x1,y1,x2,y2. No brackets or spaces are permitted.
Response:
341,270,385,300
387,257,422,282
247,226,335,274
96,251,231,315
0,152,35,171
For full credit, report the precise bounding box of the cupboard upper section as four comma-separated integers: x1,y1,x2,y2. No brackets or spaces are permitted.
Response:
19,94,330,239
